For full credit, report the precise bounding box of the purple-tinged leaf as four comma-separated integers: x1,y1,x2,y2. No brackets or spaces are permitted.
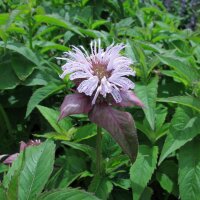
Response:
118,90,144,107
59,94,92,121
89,105,138,162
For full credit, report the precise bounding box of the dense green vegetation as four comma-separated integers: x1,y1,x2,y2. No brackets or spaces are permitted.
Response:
0,0,200,199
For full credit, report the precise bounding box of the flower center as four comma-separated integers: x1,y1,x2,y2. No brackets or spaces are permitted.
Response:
93,64,111,79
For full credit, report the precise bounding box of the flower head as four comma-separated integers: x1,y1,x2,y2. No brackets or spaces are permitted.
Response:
58,40,138,105
58,40,144,162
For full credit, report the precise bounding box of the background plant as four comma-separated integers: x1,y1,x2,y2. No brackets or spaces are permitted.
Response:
0,0,200,200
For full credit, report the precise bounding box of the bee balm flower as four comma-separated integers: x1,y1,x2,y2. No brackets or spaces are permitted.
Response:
58,40,143,108
58,40,144,162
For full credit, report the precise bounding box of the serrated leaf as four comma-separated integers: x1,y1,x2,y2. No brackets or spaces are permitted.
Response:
18,140,55,200
130,145,158,200
38,188,100,200
88,176,113,200
135,77,158,130
37,105,72,135
157,96,200,113
179,138,200,200
26,84,65,117
159,107,200,164
157,54,199,86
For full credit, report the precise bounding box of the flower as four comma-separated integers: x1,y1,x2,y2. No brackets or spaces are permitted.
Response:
57,39,143,107
1,140,41,165
58,40,144,162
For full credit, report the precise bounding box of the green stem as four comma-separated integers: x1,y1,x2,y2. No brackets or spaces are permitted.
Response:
96,126,102,175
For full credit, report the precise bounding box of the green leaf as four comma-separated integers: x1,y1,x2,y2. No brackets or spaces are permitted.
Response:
3,152,23,189
26,84,65,117
157,96,200,113
0,61,19,90
0,42,41,66
88,176,113,200
73,124,96,142
130,145,158,200
135,77,158,130
34,14,83,36
38,188,100,200
179,138,200,200
127,40,148,82
7,167,20,200
157,54,199,86
140,187,153,200
159,107,200,164
156,160,178,195
0,164,8,174
11,54,35,81
62,141,95,161
33,41,70,53
18,140,55,200
0,186,6,200
37,105,72,135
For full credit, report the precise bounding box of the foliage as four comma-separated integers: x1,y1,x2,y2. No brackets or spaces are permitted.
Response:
0,0,200,199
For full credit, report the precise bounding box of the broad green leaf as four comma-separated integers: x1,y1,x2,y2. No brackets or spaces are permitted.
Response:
91,19,108,29
62,141,95,161
130,145,158,200
179,138,200,200
0,42,41,66
33,41,70,53
157,96,200,113
26,84,65,117
38,188,100,200
88,176,113,200
7,168,19,200
157,54,199,86
34,14,82,36
156,160,178,195
11,55,35,81
135,77,158,130
18,140,55,200
73,124,96,142
159,107,200,164
37,105,72,135
0,62,19,90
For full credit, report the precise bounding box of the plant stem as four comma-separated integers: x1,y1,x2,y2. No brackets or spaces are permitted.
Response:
96,126,102,175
